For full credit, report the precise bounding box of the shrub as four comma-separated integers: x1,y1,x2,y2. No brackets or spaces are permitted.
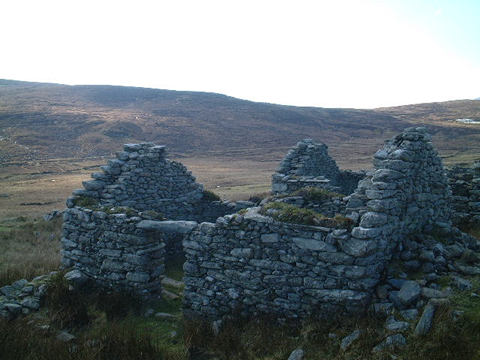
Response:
96,289,142,321
44,272,90,328
74,196,99,208
202,190,221,202
260,202,319,225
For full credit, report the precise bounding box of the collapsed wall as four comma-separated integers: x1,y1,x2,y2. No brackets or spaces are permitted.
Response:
271,139,364,195
447,161,480,228
183,127,454,319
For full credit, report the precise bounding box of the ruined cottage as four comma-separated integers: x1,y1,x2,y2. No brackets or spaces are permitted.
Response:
61,127,479,320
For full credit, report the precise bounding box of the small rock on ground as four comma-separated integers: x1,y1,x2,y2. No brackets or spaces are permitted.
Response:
162,277,184,289
398,281,421,306
372,334,406,353
414,303,436,336
341,329,361,351
57,331,76,342
162,289,180,300
154,312,176,320
288,349,304,360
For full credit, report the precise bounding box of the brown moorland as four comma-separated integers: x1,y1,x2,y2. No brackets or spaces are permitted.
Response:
0,79,479,219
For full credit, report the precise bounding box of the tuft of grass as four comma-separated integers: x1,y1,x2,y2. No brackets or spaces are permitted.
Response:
141,210,166,220
74,195,99,208
248,191,271,204
291,186,344,202
0,316,186,360
260,202,353,229
202,190,221,202
0,217,61,287
96,290,143,321
184,313,385,360
237,208,248,215
45,272,91,329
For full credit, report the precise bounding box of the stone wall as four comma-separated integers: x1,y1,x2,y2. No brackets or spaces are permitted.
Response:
67,142,243,223
183,208,375,319
271,139,364,195
61,143,255,294
344,127,452,279
184,127,454,319
346,127,451,235
62,207,165,296
447,161,480,228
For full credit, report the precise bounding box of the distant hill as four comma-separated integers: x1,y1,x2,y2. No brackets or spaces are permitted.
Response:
1,79,479,167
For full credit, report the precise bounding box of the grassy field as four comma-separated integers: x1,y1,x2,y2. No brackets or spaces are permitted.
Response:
0,145,476,222
0,217,61,287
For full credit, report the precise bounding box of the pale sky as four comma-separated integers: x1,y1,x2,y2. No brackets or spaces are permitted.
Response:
1,0,479,108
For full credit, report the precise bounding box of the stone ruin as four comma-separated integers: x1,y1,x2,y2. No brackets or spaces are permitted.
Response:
61,143,253,296
271,139,364,195
447,161,480,229
58,128,480,321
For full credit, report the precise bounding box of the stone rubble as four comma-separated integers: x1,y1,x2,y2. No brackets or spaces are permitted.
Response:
0,274,52,320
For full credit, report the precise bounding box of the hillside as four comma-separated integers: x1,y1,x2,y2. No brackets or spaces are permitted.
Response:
2,80,479,169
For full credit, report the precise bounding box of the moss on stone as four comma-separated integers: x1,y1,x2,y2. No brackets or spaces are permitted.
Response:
73,196,99,208
291,186,344,202
260,202,352,229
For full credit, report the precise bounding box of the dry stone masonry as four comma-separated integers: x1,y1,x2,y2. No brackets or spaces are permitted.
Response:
272,139,364,195
68,142,242,222
62,208,165,296
61,143,252,296
56,128,480,324
345,127,452,261
183,127,478,319
447,161,480,228
183,208,373,319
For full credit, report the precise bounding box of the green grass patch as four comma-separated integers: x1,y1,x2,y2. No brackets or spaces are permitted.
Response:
73,195,99,208
291,186,344,202
0,316,186,360
184,313,386,360
260,202,353,229
0,217,61,287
